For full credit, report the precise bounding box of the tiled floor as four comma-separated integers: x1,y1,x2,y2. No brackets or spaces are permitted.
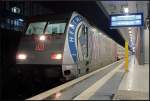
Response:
114,55,149,100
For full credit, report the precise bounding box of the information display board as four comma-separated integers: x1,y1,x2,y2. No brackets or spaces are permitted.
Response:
110,13,143,28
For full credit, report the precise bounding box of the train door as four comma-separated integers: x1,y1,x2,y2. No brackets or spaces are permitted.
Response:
77,24,89,76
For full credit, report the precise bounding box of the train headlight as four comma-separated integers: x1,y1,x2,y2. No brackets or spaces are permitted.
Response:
51,53,62,60
39,35,46,41
17,53,27,60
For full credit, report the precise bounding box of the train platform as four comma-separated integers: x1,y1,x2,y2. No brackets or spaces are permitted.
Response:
113,56,149,100
27,56,149,100
75,55,149,100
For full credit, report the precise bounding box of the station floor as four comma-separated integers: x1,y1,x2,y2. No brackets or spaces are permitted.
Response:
75,55,149,100
114,55,149,100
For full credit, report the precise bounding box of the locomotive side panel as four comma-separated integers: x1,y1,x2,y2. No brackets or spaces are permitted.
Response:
62,12,84,80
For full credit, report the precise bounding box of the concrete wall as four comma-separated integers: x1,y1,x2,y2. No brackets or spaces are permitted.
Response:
135,27,149,65
144,28,149,63
135,28,141,65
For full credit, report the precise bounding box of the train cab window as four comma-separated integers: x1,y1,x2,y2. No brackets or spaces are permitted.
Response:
25,22,46,35
45,22,66,34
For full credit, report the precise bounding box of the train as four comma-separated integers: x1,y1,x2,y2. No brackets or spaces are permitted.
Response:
16,11,125,82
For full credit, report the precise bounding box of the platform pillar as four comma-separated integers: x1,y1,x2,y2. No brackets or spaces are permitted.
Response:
125,41,129,72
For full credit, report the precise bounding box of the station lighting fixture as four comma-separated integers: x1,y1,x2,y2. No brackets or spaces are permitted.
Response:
99,32,102,35
128,27,131,30
129,34,132,37
129,31,132,34
130,36,133,39
124,7,129,13
39,35,46,41
92,28,96,32
17,53,27,60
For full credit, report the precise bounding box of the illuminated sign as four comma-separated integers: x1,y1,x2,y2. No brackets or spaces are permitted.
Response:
110,13,143,28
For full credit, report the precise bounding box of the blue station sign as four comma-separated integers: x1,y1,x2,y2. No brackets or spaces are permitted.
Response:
109,13,144,28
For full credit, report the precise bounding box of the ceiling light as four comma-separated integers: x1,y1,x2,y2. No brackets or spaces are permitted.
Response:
128,28,131,30
129,31,132,34
92,28,96,32
124,7,129,13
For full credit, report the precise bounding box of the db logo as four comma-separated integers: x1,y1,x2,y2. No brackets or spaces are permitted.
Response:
35,41,45,51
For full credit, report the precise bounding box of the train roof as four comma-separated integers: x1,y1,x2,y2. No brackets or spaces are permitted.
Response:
27,12,72,23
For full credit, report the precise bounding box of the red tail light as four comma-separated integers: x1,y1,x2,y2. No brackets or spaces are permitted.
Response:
51,53,62,60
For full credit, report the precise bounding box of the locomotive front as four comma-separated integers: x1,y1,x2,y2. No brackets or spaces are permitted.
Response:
16,19,68,82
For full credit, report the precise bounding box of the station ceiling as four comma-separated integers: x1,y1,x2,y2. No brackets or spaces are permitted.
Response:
101,1,149,46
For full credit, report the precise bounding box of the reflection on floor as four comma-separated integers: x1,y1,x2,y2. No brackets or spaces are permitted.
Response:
114,55,149,100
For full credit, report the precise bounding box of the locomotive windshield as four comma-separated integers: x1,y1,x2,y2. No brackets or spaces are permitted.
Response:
45,22,66,34
26,22,46,35
25,21,66,35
